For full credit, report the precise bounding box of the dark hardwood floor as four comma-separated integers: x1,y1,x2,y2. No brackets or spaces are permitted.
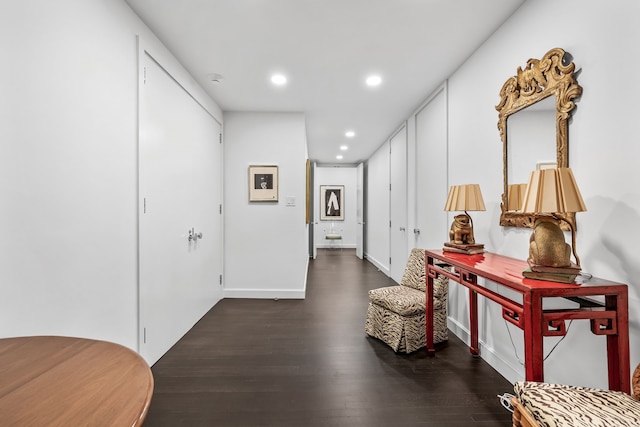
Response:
145,249,514,426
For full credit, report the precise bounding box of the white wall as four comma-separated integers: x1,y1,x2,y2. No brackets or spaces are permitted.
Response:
223,112,309,299
446,0,640,388
0,0,222,350
314,166,358,248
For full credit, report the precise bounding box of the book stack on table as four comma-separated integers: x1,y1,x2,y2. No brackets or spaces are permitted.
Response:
523,262,581,284
442,242,485,255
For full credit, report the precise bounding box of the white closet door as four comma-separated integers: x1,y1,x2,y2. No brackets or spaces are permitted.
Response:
389,126,408,283
138,51,223,365
415,86,448,249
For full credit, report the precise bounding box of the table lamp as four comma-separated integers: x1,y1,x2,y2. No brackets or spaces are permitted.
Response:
443,184,486,254
507,183,528,212
520,167,586,279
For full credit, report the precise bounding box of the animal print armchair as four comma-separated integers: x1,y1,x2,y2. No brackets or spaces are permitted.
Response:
365,248,449,353
511,363,640,427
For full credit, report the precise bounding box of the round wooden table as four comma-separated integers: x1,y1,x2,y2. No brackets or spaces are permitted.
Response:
0,336,154,426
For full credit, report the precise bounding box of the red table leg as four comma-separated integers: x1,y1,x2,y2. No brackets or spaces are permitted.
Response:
469,287,479,355
606,292,630,393
523,291,544,382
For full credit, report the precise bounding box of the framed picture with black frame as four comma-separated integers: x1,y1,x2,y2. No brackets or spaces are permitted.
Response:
320,185,344,221
249,165,278,202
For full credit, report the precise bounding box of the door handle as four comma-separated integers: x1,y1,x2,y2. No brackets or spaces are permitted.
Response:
188,228,203,242
414,228,420,235
399,227,406,231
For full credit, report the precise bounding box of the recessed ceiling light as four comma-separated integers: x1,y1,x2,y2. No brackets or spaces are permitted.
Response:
366,75,382,86
340,145,348,151
271,74,287,85
336,155,343,160
345,131,355,138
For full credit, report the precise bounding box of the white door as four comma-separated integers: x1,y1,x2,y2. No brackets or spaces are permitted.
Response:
139,51,223,365
356,162,364,259
415,85,448,249
389,126,408,283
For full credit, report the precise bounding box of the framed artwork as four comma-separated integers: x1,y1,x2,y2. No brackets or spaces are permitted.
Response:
249,165,278,202
320,185,344,221
536,161,557,170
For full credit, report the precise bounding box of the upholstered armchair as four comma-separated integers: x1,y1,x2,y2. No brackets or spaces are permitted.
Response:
365,248,449,353
511,363,640,427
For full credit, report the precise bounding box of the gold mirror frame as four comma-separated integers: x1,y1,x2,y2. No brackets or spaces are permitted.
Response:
496,48,582,229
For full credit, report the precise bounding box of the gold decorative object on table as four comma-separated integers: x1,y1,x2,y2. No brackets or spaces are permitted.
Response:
443,184,486,254
520,167,586,282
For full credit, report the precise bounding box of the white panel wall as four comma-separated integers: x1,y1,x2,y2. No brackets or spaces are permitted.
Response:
223,112,309,299
0,0,221,351
367,85,449,278
314,166,358,249
365,142,391,274
445,0,640,388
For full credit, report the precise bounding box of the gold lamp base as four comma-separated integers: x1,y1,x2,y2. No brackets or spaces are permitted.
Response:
443,213,485,254
523,217,581,283
527,217,573,267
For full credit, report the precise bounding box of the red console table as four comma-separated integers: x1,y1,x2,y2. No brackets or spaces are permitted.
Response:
425,249,630,393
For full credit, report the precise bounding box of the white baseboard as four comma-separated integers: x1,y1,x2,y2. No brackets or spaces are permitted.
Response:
364,253,390,277
223,289,306,299
447,317,523,385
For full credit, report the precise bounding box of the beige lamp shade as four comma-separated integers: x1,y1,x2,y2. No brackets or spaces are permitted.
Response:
521,168,586,214
444,184,486,212
507,183,528,211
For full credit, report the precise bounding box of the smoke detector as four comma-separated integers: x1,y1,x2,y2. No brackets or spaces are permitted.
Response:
206,73,224,84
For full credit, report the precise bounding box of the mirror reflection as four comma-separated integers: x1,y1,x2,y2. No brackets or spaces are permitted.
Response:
506,96,556,210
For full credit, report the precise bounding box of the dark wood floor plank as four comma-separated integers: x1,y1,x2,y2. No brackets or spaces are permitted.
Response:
145,249,514,426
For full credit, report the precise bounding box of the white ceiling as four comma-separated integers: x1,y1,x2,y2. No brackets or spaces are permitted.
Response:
125,0,525,164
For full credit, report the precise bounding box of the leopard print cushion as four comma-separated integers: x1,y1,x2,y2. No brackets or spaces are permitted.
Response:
365,301,448,353
399,248,427,292
398,249,448,297
633,363,640,400
368,286,446,316
514,381,640,427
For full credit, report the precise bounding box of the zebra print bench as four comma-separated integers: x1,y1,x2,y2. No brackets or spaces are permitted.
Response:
511,363,640,427
365,248,449,353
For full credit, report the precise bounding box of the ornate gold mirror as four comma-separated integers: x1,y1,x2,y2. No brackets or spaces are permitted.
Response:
496,48,582,228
